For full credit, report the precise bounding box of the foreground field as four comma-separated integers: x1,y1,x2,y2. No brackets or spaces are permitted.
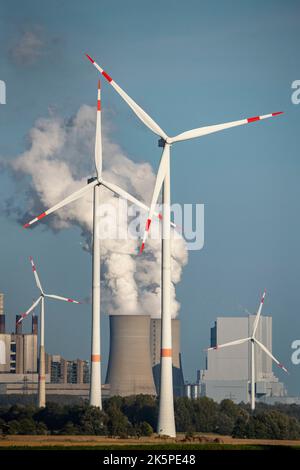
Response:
1,434,300,450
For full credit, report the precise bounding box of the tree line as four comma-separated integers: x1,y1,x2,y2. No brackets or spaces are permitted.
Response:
0,395,299,439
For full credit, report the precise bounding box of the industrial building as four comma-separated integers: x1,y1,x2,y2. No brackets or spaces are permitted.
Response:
45,354,90,385
0,293,40,393
198,315,287,404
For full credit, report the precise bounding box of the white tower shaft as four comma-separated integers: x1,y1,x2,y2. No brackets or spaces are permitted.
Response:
157,146,176,437
251,340,255,411
38,296,46,408
90,184,102,408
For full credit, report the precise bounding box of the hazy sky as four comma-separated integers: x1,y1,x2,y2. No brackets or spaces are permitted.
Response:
0,0,300,394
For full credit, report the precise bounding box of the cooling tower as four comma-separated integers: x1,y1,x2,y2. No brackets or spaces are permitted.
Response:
150,319,185,397
106,315,156,397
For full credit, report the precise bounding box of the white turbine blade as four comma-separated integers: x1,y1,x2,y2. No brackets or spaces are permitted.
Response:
86,54,168,140
29,256,44,293
254,338,288,373
95,80,102,177
23,180,97,228
170,112,283,144
45,294,81,304
17,296,42,324
206,337,251,351
101,178,175,227
252,290,266,337
139,144,170,253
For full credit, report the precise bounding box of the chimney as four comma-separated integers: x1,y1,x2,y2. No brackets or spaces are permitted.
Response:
0,293,5,334
32,315,38,335
16,315,22,334
105,315,156,397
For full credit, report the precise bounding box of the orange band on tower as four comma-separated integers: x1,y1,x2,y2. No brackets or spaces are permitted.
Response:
91,354,101,362
161,348,172,357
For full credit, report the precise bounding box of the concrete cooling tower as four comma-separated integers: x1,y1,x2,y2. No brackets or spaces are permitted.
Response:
105,315,156,397
150,319,185,397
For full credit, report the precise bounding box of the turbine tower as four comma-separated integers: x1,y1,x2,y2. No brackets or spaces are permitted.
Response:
23,81,165,409
17,256,80,408
206,291,288,410
86,54,283,436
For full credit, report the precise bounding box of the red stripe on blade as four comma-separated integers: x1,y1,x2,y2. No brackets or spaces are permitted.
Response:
102,71,112,82
37,212,46,220
247,116,260,123
85,54,94,63
158,214,162,220
23,223,30,229
97,100,101,111
139,243,145,254
272,111,283,116
146,218,151,231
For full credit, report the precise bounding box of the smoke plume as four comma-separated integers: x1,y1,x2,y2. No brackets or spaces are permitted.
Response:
7,105,188,317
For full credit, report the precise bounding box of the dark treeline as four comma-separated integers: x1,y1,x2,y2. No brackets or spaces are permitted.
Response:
0,395,300,439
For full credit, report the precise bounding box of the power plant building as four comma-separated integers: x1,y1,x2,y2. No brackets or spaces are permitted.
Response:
199,315,287,404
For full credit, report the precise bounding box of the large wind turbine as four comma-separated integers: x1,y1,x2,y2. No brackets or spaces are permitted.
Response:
206,291,288,410
23,81,165,409
86,54,283,436
17,256,80,408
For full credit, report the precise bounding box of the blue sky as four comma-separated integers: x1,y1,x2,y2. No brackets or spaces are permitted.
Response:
0,0,300,393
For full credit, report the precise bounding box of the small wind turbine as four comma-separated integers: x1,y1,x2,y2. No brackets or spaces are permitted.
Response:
17,256,80,408
23,81,165,409
86,54,283,436
206,291,288,411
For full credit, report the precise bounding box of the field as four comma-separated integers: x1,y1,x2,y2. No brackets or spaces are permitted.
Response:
1,434,300,450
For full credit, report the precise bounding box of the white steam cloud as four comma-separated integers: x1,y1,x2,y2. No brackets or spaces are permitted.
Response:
9,105,188,318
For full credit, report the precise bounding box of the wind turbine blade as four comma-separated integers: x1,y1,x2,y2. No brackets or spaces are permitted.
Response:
95,80,102,177
86,54,168,140
206,337,251,351
17,296,42,324
23,180,97,228
252,290,266,337
170,112,284,144
29,256,44,293
101,178,175,227
139,144,170,253
45,294,81,304
254,338,288,373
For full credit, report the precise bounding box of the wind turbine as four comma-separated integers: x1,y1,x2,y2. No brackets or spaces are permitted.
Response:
17,256,80,408
23,81,166,409
206,291,288,411
86,54,283,436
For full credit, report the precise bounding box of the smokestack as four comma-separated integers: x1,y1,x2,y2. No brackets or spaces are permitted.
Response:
0,293,5,334
32,315,38,335
106,315,156,397
16,315,22,334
